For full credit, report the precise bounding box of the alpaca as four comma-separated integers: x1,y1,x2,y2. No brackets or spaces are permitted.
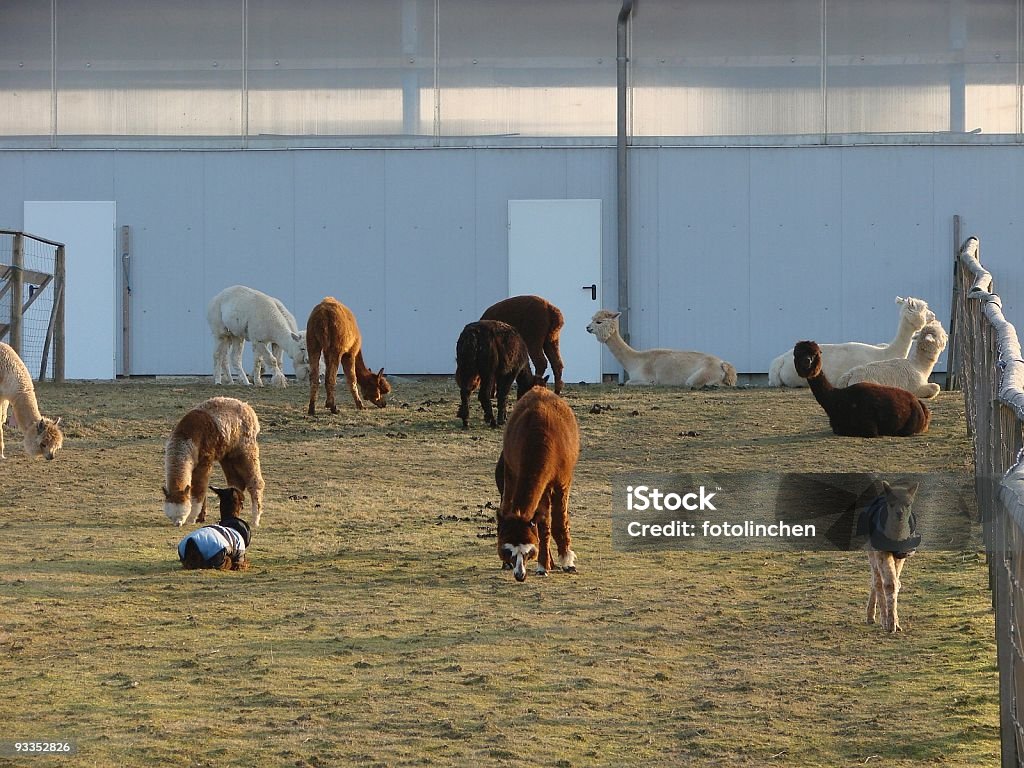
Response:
0,342,63,460
861,480,920,633
769,296,933,387
178,486,251,571
494,386,579,581
793,340,931,438
481,295,565,394
207,285,312,388
163,397,266,527
455,320,538,428
836,319,948,399
586,310,737,387
305,297,390,414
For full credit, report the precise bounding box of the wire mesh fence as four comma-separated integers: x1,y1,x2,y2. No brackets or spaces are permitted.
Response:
952,236,1024,766
0,230,63,381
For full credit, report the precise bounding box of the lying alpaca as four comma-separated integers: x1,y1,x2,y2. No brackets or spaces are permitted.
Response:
769,296,933,387
305,297,390,414
163,396,266,527
836,319,948,399
455,320,537,428
207,285,312,388
494,386,579,582
586,310,737,387
481,295,565,394
178,486,252,571
793,340,930,438
0,342,63,460
860,480,920,633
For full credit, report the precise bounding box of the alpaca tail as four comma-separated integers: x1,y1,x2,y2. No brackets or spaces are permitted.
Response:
721,362,738,387
767,354,786,387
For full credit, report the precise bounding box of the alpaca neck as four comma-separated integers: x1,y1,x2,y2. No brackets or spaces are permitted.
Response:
354,350,374,382
805,371,836,410
884,315,921,357
600,329,642,369
11,388,43,432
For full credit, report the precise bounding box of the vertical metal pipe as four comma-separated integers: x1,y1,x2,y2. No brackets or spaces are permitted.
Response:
51,0,57,147
54,244,65,383
616,0,634,345
10,234,24,357
242,0,249,147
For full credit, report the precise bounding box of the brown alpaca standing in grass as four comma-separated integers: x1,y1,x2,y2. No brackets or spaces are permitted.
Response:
0,342,63,460
793,340,931,438
163,397,265,527
494,386,579,582
863,480,920,633
481,295,565,394
455,319,538,428
305,297,390,415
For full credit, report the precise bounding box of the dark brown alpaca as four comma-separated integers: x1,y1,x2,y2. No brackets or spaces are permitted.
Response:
793,340,931,438
494,386,579,582
305,297,390,414
481,295,565,395
455,320,540,428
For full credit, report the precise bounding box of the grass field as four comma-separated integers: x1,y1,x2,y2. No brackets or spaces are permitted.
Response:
0,378,998,767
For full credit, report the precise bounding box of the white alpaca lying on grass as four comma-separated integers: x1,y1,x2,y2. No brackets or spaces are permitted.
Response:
207,285,312,388
768,296,933,388
836,319,948,399
586,310,737,387
0,342,63,460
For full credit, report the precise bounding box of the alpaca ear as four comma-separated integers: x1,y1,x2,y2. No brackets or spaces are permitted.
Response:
882,480,892,494
162,485,170,500
291,332,301,342
895,296,905,305
377,368,385,378
54,416,62,427
904,482,920,499
611,311,621,319
37,420,45,434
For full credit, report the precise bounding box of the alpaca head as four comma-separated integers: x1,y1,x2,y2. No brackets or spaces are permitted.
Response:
210,486,245,519
497,515,540,582
881,479,919,540
290,331,313,384
23,416,63,460
359,368,391,408
586,310,621,343
913,320,948,361
894,296,931,332
792,340,822,379
163,483,192,526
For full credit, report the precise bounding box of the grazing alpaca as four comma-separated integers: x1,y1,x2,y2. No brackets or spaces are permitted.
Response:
586,310,737,387
455,320,538,428
494,386,579,582
769,296,933,387
207,285,313,388
163,397,266,527
0,342,63,460
481,295,565,394
836,319,948,399
861,480,920,633
793,340,931,438
305,297,390,414
178,486,252,571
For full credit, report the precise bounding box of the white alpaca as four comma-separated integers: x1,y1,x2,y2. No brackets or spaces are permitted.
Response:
836,319,948,399
768,296,933,388
207,285,311,388
586,310,737,387
0,342,64,460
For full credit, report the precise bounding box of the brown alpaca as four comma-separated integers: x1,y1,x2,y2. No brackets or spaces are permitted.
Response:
163,397,266,527
863,480,920,633
481,295,565,395
305,297,390,414
455,320,539,428
793,340,931,438
494,386,579,581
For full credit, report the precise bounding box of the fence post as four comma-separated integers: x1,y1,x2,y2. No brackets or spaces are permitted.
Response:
54,244,65,383
10,233,24,356
946,216,962,391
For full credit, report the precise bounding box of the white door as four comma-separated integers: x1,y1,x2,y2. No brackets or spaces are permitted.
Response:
508,199,602,384
24,201,117,380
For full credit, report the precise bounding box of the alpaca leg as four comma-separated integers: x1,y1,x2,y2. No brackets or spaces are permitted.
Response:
225,450,266,527
878,554,901,633
338,353,359,411
890,557,908,632
0,399,7,459
543,337,564,395
188,462,214,524
270,343,288,388
478,373,496,427
535,492,553,576
549,482,576,572
213,337,232,384
306,340,322,416
231,338,251,386
257,340,287,388
495,373,514,426
866,553,882,624
457,377,477,428
250,341,267,388
917,382,941,399
527,344,548,383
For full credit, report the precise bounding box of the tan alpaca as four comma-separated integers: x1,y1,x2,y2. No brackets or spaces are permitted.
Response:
864,481,920,633
586,310,737,387
0,342,63,460
163,397,265,527
836,320,948,399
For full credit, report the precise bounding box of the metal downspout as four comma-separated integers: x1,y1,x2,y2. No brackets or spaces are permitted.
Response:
617,0,634,346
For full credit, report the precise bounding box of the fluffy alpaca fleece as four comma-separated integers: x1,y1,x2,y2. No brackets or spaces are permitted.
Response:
455,320,538,428
494,386,579,582
836,319,948,399
586,310,737,387
207,285,312,388
163,397,265,527
769,296,933,387
0,342,63,460
481,295,566,395
864,480,920,633
305,297,390,414
793,340,931,438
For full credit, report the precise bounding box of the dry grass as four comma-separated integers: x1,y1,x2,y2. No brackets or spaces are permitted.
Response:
0,378,997,767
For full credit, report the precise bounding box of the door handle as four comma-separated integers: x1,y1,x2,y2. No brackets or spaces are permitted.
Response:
582,284,597,301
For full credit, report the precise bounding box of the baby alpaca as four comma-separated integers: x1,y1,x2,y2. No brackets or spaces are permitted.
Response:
836,320,948,399
860,480,920,633
178,486,252,570
0,342,63,460
586,310,736,387
793,340,931,437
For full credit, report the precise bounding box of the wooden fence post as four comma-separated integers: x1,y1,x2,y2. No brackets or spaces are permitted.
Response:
10,233,23,356
54,244,65,383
